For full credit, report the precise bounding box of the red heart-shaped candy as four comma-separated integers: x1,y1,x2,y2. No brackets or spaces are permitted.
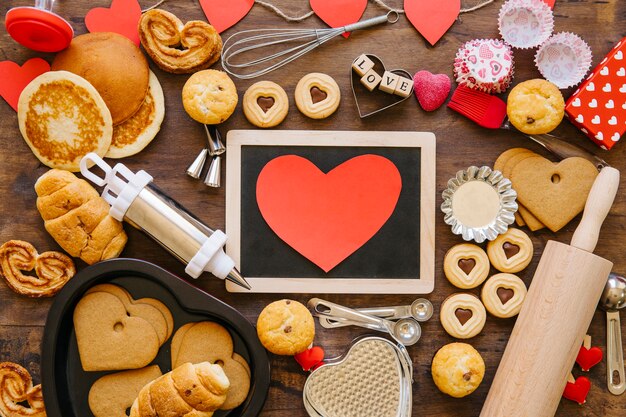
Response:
0,58,50,112
563,376,591,405
576,346,603,371
413,70,451,111
85,0,142,45
295,346,325,371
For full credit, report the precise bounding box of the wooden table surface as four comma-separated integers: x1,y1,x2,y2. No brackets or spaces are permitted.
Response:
1,0,625,416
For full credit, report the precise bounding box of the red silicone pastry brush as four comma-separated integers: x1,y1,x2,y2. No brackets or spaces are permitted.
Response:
447,85,608,170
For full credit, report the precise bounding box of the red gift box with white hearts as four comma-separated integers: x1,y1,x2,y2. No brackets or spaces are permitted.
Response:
565,37,626,150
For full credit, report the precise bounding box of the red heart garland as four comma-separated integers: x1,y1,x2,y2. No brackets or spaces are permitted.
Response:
85,0,142,45
563,376,591,405
404,0,460,46
199,0,255,33
576,346,603,371
310,0,367,38
543,0,556,9
0,58,50,112
294,346,325,371
413,71,451,111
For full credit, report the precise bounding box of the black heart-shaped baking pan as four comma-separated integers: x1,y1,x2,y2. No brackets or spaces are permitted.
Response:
42,258,270,417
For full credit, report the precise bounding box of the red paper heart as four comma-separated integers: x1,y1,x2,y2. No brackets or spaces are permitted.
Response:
413,70,451,111
199,0,254,33
563,376,591,405
576,346,603,371
543,0,556,9
256,155,402,272
85,0,142,45
310,0,367,38
0,58,50,112
404,0,460,46
294,346,325,371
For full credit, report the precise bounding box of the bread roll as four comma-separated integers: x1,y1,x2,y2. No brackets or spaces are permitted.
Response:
130,362,230,417
35,169,127,264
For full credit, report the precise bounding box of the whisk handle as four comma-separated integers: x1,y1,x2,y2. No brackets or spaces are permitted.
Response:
343,11,399,33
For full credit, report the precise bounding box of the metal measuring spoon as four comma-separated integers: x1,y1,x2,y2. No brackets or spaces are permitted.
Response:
308,298,421,346
599,273,626,395
319,299,433,329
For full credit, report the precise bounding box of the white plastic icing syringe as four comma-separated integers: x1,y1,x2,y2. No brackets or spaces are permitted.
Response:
79,153,251,290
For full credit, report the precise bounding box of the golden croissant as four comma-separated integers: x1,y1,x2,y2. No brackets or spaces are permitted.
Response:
130,362,230,417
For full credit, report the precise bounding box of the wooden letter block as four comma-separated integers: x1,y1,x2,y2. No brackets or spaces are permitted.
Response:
352,54,375,77
394,76,414,98
360,69,382,91
379,71,400,94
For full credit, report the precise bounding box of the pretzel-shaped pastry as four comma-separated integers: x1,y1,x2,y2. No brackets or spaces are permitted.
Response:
0,362,46,417
138,9,222,74
0,240,75,298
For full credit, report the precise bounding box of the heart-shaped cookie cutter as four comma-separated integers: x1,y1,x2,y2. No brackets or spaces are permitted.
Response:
351,54,414,118
303,336,412,417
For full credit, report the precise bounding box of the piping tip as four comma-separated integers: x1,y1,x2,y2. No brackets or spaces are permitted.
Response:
226,267,251,290
204,124,225,156
204,155,221,188
186,148,208,179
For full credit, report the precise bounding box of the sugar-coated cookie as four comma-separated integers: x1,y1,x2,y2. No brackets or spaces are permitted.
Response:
257,299,315,355
440,293,487,339
443,243,490,289
182,69,238,124
507,79,564,134
487,228,533,273
294,73,341,119
242,81,289,128
481,273,527,318
431,343,485,398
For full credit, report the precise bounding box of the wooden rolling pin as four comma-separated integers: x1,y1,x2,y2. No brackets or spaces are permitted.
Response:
481,167,620,417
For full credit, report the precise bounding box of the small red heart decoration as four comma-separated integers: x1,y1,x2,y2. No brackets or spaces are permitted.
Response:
295,346,325,371
310,0,367,38
199,0,255,33
0,58,50,112
543,0,556,9
85,0,142,45
404,0,460,46
576,346,603,371
413,70,451,111
256,154,402,272
563,376,591,405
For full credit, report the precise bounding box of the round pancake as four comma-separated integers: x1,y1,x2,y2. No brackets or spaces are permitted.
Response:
51,32,149,125
106,71,165,159
18,71,112,172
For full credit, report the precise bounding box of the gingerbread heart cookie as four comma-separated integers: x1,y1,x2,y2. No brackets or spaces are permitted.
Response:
510,156,598,232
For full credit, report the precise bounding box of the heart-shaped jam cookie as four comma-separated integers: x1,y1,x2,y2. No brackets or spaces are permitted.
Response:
443,243,490,289
440,293,487,339
480,273,527,318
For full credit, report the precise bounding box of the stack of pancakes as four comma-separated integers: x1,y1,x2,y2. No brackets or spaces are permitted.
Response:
18,32,165,171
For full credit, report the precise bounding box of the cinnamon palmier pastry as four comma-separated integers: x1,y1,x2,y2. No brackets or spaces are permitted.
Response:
138,9,222,74
0,240,75,298
0,362,46,417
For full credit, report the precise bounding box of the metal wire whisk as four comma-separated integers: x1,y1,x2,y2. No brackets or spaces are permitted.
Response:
221,11,400,80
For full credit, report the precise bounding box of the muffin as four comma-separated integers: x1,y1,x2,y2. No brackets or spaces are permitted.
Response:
506,79,565,134
256,299,315,355
431,342,485,398
182,69,238,124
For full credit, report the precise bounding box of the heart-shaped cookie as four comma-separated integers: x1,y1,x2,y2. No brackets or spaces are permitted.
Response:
0,362,46,417
350,54,414,118
73,292,160,371
85,0,142,45
304,337,411,417
510,156,598,232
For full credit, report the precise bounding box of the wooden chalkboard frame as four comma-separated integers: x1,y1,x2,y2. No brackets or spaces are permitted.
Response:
225,130,436,293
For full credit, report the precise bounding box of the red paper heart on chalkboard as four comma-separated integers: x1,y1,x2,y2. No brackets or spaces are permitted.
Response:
404,0,460,46
295,346,325,371
0,58,50,112
310,0,367,38
199,0,255,33
256,154,402,272
576,345,603,371
85,0,142,45
563,376,591,405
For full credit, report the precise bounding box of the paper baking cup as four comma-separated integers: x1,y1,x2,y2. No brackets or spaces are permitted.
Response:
535,32,592,89
454,39,515,94
498,0,554,49
441,166,518,243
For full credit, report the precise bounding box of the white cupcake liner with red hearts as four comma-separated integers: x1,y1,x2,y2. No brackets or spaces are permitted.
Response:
498,0,554,49
535,32,592,89
454,39,515,94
